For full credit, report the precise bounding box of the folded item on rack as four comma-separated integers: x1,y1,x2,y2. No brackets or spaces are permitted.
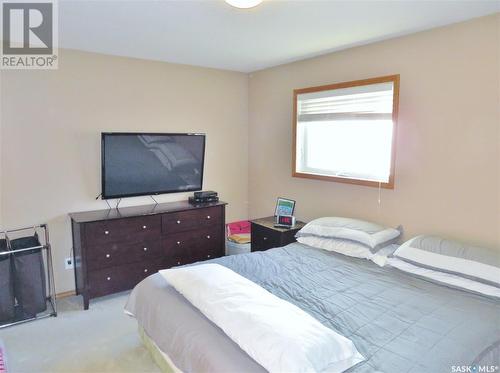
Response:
227,233,251,244
226,221,251,235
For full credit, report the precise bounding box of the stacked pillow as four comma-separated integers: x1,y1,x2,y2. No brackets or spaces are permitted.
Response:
389,235,500,297
296,217,402,265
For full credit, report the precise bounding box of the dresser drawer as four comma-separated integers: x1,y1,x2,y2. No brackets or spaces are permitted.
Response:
88,261,164,298
188,229,223,263
86,239,163,271
163,228,222,266
85,215,161,246
190,240,222,262
162,206,221,234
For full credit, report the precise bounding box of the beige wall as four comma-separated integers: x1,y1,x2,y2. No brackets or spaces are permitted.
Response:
248,14,500,249
1,15,499,295
0,50,249,293
0,74,3,228
497,14,500,246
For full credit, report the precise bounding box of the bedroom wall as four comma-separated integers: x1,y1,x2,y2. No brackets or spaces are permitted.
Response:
248,14,500,249
498,14,500,249
0,75,3,228
0,49,249,293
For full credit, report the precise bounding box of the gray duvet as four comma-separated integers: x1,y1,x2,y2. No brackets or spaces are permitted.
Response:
125,243,500,373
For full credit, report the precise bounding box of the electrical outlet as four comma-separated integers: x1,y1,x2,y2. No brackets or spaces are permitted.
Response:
65,257,74,270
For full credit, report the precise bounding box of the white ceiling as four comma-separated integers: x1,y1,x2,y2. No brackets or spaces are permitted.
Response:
59,0,500,72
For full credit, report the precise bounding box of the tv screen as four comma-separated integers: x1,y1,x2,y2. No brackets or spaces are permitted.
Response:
101,133,205,199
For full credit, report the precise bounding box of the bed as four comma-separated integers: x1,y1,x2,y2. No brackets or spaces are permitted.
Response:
125,243,500,373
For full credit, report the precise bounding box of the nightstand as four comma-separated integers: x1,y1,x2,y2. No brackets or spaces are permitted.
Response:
250,216,306,252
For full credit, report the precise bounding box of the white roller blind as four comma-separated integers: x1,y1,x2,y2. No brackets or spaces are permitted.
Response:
295,81,395,184
298,82,393,122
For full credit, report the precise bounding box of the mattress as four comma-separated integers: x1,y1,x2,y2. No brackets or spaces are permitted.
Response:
125,243,500,373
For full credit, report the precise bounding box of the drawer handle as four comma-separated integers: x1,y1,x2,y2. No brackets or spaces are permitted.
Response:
206,235,211,239
176,241,181,245
176,220,181,224
106,254,110,258
263,237,268,241
106,277,111,281
144,269,148,273
207,254,211,258
176,261,181,265
104,230,109,235
143,247,148,252
207,215,211,219
142,225,147,229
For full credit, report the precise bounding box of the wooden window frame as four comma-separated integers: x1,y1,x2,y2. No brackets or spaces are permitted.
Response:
292,74,400,189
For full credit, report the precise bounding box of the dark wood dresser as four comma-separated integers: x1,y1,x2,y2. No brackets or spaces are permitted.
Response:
70,201,226,309
250,216,306,252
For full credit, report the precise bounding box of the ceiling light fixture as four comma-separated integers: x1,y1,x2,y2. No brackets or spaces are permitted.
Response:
225,0,263,9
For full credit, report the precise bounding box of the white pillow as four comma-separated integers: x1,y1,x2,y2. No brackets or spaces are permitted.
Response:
296,217,401,252
387,257,500,298
393,235,500,288
161,264,365,373
296,236,397,267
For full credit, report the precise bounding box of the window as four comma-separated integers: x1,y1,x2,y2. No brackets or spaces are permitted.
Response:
293,75,399,189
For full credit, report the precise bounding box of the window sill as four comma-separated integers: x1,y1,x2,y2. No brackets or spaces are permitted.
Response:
292,171,394,189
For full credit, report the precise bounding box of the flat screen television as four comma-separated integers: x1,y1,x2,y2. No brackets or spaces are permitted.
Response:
101,133,206,199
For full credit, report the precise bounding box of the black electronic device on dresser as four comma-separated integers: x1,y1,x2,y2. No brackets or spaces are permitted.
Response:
189,190,219,204
70,200,226,310
250,216,306,252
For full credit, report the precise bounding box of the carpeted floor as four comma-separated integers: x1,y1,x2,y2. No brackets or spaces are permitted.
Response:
0,292,160,373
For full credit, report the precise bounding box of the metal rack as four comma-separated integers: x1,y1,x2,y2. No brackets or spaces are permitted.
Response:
0,224,57,329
